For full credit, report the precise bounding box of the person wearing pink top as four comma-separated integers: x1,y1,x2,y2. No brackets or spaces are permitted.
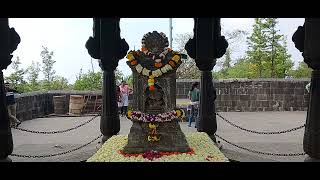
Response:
119,80,132,116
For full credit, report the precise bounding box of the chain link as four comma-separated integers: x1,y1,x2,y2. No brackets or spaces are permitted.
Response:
10,134,103,158
12,115,100,134
215,113,305,135
215,134,306,156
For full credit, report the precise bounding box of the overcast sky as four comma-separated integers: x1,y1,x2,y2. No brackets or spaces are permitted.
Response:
4,18,305,83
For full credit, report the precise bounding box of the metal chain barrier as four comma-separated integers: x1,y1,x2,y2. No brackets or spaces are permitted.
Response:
10,134,103,158
216,112,305,135
215,134,306,156
12,114,100,134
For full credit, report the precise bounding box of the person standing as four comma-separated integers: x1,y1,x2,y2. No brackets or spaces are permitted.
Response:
188,82,200,127
116,85,122,115
4,82,21,127
306,82,311,93
119,80,132,117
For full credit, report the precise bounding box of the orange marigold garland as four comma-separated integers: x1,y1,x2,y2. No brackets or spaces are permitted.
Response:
130,60,138,66
168,60,176,68
126,47,182,92
154,62,162,68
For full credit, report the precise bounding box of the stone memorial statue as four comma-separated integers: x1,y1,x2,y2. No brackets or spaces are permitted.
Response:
123,31,190,153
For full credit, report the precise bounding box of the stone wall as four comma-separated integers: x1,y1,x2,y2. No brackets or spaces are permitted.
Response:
176,78,311,112
15,90,102,122
13,78,311,121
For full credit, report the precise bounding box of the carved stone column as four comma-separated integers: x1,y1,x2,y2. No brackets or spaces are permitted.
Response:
0,18,20,162
185,18,228,142
292,18,320,161
86,18,129,143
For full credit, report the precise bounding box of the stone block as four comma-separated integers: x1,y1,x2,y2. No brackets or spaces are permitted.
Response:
265,88,271,94
232,82,240,88
262,101,269,107
257,107,263,111
257,94,267,100
240,95,250,101
283,88,294,94
278,82,285,88
262,82,271,88
250,107,257,112
230,95,238,101
294,88,305,95
123,120,190,153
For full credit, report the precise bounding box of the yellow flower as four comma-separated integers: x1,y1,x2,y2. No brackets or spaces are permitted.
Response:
87,133,229,162
148,78,154,83
148,123,157,129
127,110,133,118
147,135,153,142
126,53,135,61
175,110,181,117
172,55,181,63
149,75,154,79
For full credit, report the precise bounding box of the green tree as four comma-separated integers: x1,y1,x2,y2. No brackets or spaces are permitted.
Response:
274,38,293,77
246,18,293,78
6,56,28,92
289,61,312,78
175,33,201,79
123,74,133,87
213,58,255,79
175,30,247,79
26,61,41,91
73,70,103,91
246,18,269,77
115,68,124,85
213,29,248,79
219,48,232,78
51,76,70,90
41,46,56,90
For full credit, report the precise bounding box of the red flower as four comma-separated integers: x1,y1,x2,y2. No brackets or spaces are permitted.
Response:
149,85,155,91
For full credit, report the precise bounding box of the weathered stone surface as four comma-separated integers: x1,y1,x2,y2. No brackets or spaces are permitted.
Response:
10,78,312,123
177,78,310,112
124,31,190,154
123,120,189,153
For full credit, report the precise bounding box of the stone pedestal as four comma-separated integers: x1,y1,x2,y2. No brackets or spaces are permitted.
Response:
123,31,190,154
123,120,189,153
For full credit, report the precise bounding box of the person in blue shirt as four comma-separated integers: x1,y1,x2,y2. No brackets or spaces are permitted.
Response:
5,82,21,127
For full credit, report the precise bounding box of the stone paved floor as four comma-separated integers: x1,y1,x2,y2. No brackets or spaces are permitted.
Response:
8,111,307,162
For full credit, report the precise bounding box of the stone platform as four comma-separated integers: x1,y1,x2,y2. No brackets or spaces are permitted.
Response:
88,132,228,162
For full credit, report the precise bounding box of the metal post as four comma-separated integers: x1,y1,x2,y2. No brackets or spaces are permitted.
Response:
0,18,20,162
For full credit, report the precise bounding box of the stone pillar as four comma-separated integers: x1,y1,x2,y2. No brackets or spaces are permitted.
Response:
185,18,228,142
0,18,20,162
86,18,128,143
293,18,320,161
100,70,119,142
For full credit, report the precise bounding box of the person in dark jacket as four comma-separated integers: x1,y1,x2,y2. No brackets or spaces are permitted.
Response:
5,82,21,127
188,82,200,127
